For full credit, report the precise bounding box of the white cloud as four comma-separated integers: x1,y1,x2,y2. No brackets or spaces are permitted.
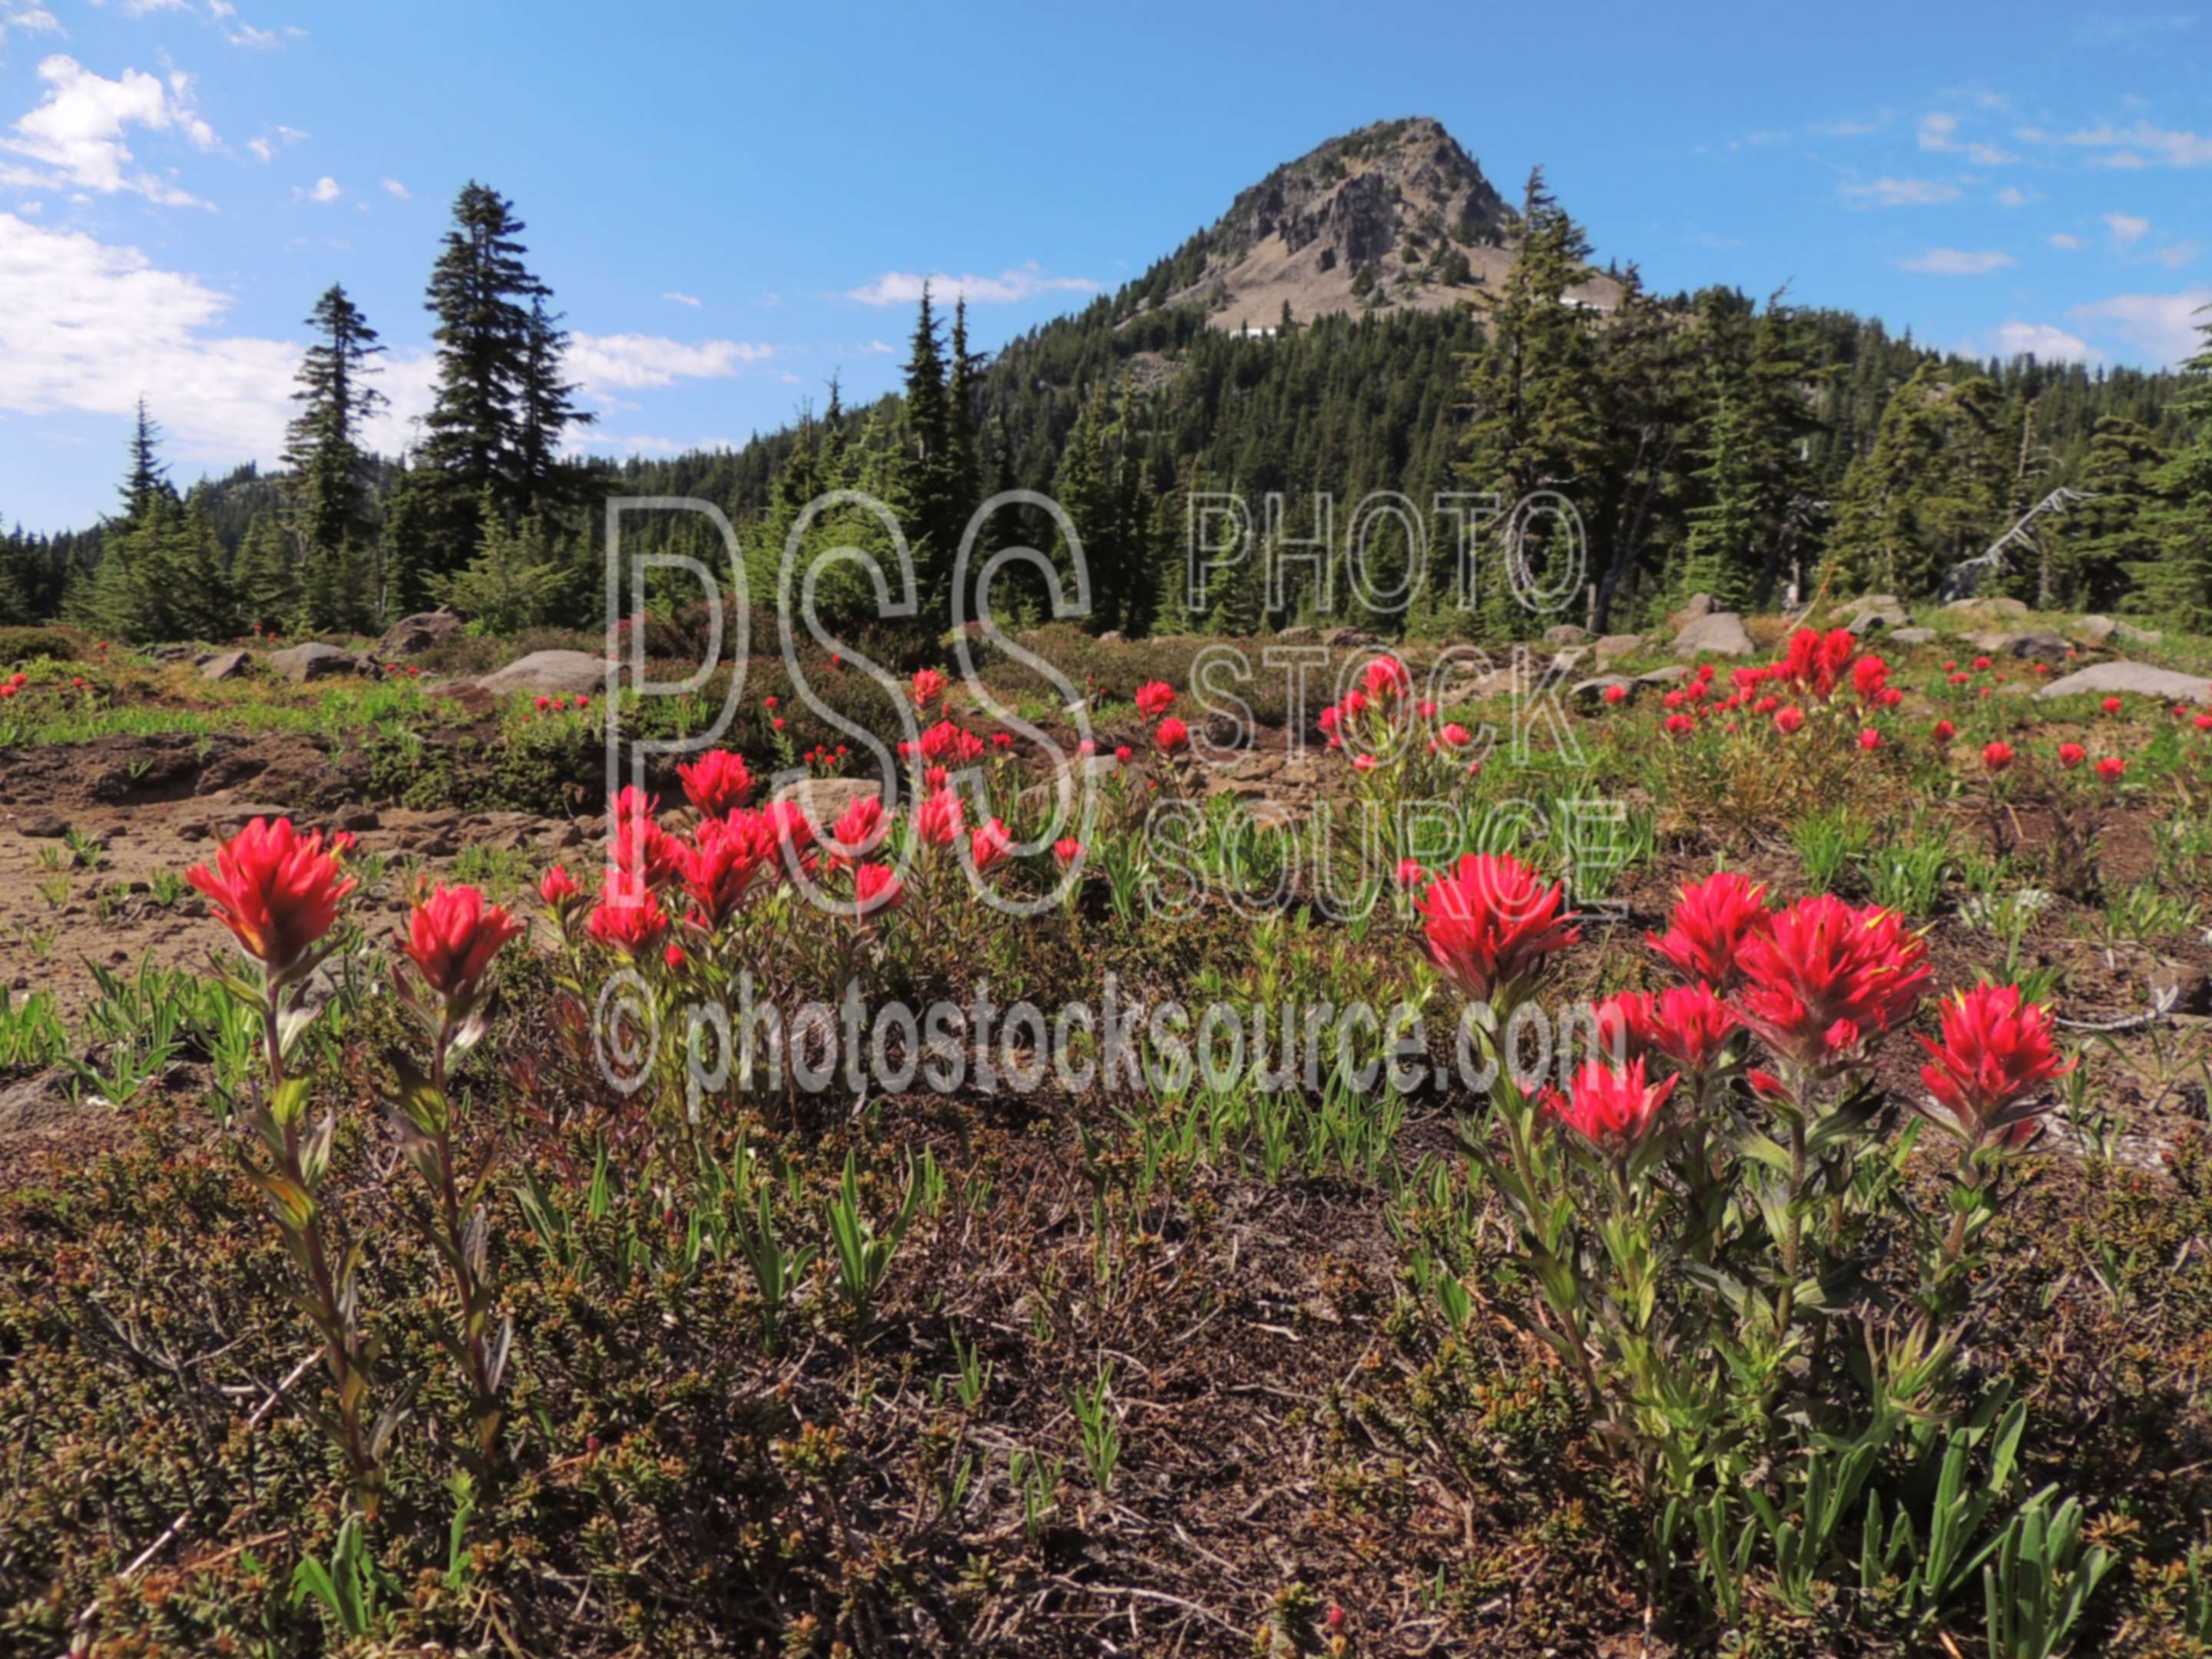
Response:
1995,185,2038,207
2071,289,2212,365
563,333,773,391
1990,321,2102,363
844,260,1101,306
2104,210,2151,245
2031,121,2212,167
226,21,280,48
661,290,700,307
296,174,340,203
1900,247,2015,274
1839,175,1962,207
0,5,61,42
379,176,409,200
97,0,190,15
2047,232,2085,250
1917,112,2015,166
0,55,216,205
2157,241,2201,269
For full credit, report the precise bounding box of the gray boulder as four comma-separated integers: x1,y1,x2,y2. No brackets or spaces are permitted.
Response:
1272,624,1317,645
2037,661,2212,706
1944,596,2029,624
270,642,369,683
1544,624,1592,646
1668,592,1715,630
377,608,464,657
197,649,250,681
1671,611,1756,658
1320,627,1376,647
2070,614,2118,649
1890,627,1938,646
1839,593,1908,634
1594,632,1645,664
474,649,612,698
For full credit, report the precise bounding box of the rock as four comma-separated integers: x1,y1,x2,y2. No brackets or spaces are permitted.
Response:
197,649,250,681
15,813,67,838
2071,614,2118,649
2151,962,2212,1016
337,807,382,832
2114,620,2163,647
473,650,613,699
1839,593,1908,634
1594,633,1645,667
1571,675,1638,708
1637,664,1691,685
2001,631,2071,665
0,1068,70,1135
1671,611,1756,658
1943,596,2029,624
1890,627,1938,645
1667,593,1715,630
1272,624,1318,645
1095,631,1127,647
773,776,880,830
377,608,464,657
2038,661,2212,705
1320,627,1376,648
1544,624,1591,646
270,642,369,683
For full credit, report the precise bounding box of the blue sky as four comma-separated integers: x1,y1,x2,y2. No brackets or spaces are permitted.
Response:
0,0,2207,532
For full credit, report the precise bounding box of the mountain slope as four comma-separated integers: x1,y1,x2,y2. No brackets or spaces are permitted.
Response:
1136,116,1621,333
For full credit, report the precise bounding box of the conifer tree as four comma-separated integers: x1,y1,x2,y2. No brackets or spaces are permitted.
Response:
2136,306,2212,627
284,284,386,631
895,286,966,624
1825,364,2001,598
433,488,567,632
379,459,439,619
1454,169,1603,637
231,511,298,631
2052,417,2167,611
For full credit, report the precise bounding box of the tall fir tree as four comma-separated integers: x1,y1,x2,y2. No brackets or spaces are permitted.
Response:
2056,418,2167,611
2136,305,2212,628
284,283,386,631
1454,169,1604,637
894,286,969,625
231,511,298,632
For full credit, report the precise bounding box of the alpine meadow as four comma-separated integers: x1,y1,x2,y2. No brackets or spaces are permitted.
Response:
3,7,2212,1657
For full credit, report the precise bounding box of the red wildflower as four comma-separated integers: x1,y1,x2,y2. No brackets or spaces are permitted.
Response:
1933,720,1956,743
1155,717,1190,753
1774,706,1805,735
969,817,1014,873
2058,743,2085,770
1054,837,1084,867
1418,853,1580,1008
853,862,904,919
187,816,356,979
1134,680,1176,721
915,788,964,847
827,794,886,865
1542,1056,1677,1151
538,864,581,909
677,749,755,816
2095,756,2125,783
2101,697,2123,715
680,816,770,929
911,667,949,707
1916,982,2074,1148
1982,740,2015,772
1647,870,1772,989
1731,895,1932,1069
1859,727,1883,752
1645,980,1742,1075
586,871,667,957
1603,684,1628,706
400,882,524,1008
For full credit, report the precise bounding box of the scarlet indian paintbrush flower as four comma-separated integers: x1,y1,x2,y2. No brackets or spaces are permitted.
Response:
401,882,525,1012
588,871,669,957
1916,982,2073,1149
911,667,949,707
1541,1055,1677,1151
1154,716,1190,753
1730,893,1931,1070
677,748,754,816
969,816,1014,873
1134,680,1176,721
187,816,356,981
1647,870,1771,990
1418,852,1579,1011
853,861,904,920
